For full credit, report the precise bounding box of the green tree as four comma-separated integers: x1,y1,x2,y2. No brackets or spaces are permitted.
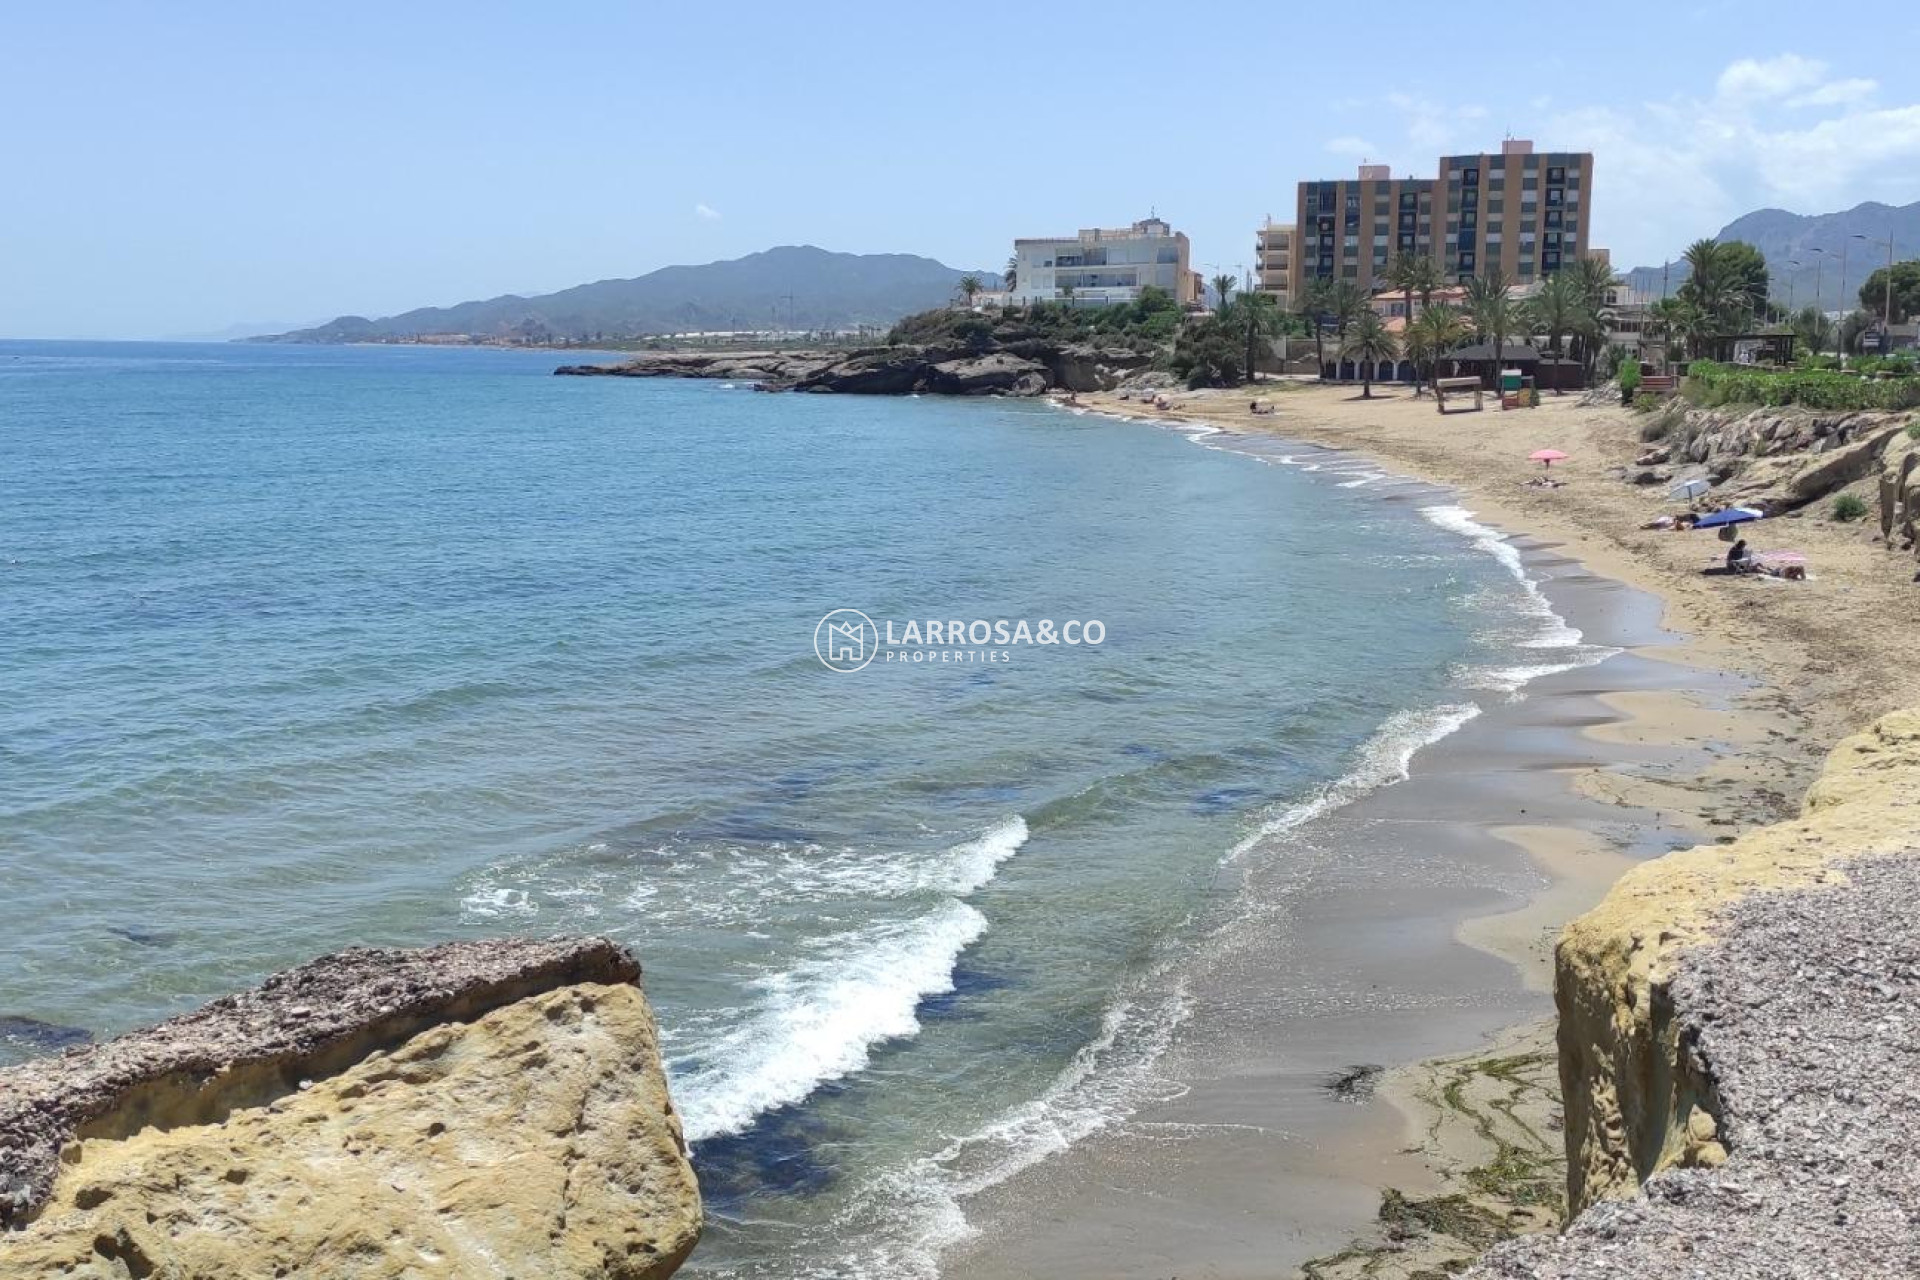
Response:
1464,268,1519,371
1840,308,1877,354
1404,303,1469,394
1387,252,1443,330
1526,272,1581,384
1211,273,1237,314
1172,316,1242,389
1676,239,1768,349
1857,260,1920,324
1645,297,1690,371
1791,304,1834,359
1003,257,1019,289
1300,279,1331,378
1340,309,1399,399
1226,291,1284,384
956,274,985,308
1323,279,1368,363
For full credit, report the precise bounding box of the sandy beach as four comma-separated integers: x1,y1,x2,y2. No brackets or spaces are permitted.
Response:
947,383,1916,1278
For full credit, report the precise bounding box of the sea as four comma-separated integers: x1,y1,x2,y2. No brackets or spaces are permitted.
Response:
0,340,1610,1277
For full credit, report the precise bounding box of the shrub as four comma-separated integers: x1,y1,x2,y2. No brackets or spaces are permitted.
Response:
1831,493,1869,522
1907,421,1920,441
1617,361,1642,404
1632,392,1662,413
1683,360,1920,412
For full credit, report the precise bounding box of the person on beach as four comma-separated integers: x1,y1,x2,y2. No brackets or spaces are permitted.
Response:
1726,538,1751,572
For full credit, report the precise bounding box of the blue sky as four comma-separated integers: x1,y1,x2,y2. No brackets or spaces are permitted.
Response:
6,2,1918,338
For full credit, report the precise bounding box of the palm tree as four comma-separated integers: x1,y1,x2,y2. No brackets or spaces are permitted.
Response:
1229,291,1284,383
1341,310,1399,399
1464,268,1519,375
956,274,985,309
1405,303,1469,395
1003,257,1018,290
1527,272,1581,391
1387,253,1443,329
1645,297,1689,374
1323,279,1368,378
1300,279,1331,379
1211,273,1237,315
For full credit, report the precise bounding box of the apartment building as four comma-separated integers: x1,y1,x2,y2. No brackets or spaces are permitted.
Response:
1293,165,1436,301
1439,140,1593,283
1288,143,1595,301
1254,219,1294,311
1009,216,1196,307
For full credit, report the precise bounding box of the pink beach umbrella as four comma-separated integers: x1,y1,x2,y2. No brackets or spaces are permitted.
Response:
1529,448,1570,470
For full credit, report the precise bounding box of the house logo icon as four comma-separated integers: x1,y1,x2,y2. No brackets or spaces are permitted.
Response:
814,609,879,672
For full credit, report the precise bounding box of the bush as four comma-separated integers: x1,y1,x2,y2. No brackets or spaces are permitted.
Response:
1684,360,1920,412
1170,318,1242,389
1617,361,1642,404
1631,391,1662,413
1907,421,1920,441
1831,493,1869,522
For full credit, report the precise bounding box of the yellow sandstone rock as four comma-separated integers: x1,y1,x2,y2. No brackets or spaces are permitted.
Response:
1,981,700,1279
1555,708,1920,1211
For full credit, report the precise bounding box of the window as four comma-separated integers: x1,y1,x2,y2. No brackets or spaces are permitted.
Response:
1546,188,1565,206
1400,192,1418,209
1460,251,1476,269
1463,189,1478,208
1545,208,1562,228
1399,233,1416,249
1547,166,1565,183
1463,167,1479,185
1461,210,1478,227
1346,193,1360,210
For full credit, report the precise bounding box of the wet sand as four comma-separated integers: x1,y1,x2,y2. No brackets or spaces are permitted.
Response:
946,420,1806,1278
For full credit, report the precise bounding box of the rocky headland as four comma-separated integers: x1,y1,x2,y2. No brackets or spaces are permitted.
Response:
1470,708,1920,1278
0,937,700,1279
554,338,1155,397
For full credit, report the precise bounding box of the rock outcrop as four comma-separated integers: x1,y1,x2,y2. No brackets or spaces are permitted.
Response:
554,339,1155,397
0,937,701,1279
1472,709,1920,1276
1663,406,1913,512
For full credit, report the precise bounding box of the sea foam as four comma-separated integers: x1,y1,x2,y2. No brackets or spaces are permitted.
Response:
674,898,990,1142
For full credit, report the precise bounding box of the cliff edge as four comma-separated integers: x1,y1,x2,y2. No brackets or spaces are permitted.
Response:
0,937,701,1279
1471,709,1920,1277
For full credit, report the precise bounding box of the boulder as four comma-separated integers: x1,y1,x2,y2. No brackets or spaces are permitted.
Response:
925,352,1049,396
0,938,700,1280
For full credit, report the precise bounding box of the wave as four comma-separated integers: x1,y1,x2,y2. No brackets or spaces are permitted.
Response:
1418,503,1585,649
673,898,989,1143
825,960,1194,1280
1225,702,1481,864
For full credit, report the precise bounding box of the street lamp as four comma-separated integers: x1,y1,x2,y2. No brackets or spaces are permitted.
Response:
1786,260,1800,314
1853,233,1897,347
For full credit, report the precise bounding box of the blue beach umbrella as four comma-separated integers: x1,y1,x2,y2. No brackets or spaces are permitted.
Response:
1693,506,1764,530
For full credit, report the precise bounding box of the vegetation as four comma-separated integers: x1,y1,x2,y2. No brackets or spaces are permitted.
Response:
955,274,984,307
1171,316,1243,389
1791,304,1834,358
1465,269,1519,368
1618,359,1642,397
1405,304,1469,393
1211,273,1238,315
1224,290,1285,384
1831,493,1869,522
1684,359,1920,411
1670,239,1771,357
1857,261,1920,323
1340,310,1399,399
885,286,1182,349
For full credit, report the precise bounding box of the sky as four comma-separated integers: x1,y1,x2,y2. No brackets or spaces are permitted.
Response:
5,1,1919,338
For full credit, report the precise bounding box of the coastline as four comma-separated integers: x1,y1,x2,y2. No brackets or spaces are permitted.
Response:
942,387,1839,1278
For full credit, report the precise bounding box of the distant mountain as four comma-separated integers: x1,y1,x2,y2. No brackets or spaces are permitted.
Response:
253,247,999,343
1624,201,1920,313
167,319,324,342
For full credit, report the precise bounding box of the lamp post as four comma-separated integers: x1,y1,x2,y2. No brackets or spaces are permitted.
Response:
1854,233,1897,349
1786,260,1799,314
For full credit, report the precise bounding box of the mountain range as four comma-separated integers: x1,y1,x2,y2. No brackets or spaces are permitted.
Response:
253,247,998,343
1624,200,1919,313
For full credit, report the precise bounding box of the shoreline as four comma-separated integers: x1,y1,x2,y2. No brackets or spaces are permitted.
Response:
941,390,1826,1277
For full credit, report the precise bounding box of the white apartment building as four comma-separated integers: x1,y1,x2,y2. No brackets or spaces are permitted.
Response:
1255,219,1294,312
1009,216,1196,307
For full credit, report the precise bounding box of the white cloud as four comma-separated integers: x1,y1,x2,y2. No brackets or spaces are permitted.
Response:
1715,53,1827,102
1787,78,1877,108
694,202,722,220
1528,55,1920,267
1324,135,1379,157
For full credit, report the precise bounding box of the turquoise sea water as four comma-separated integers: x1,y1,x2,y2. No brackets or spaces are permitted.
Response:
0,341,1604,1277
